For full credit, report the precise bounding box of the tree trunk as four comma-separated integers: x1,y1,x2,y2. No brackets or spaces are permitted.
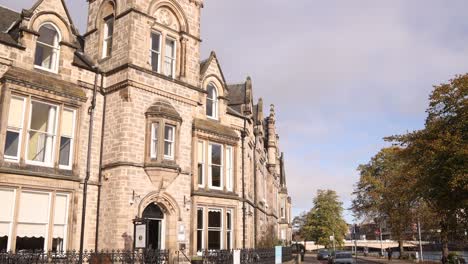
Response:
441,230,449,258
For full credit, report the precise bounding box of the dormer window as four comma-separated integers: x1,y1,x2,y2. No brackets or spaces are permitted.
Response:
34,23,60,72
102,15,114,58
206,84,218,119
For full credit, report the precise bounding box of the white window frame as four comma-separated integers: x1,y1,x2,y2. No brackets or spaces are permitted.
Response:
4,96,26,162
206,84,218,120
226,146,234,192
58,108,76,170
163,124,175,160
164,37,177,78
34,23,61,73
25,100,59,167
150,123,159,159
197,140,205,188
208,143,223,190
150,31,162,73
0,188,16,251
207,208,223,250
196,207,204,253
53,193,69,251
226,209,233,250
102,15,114,59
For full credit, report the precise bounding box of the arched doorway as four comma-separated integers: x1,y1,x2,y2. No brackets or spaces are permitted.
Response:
142,203,165,249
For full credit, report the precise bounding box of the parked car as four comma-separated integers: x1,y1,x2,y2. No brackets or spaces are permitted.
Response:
317,250,330,260
328,252,355,264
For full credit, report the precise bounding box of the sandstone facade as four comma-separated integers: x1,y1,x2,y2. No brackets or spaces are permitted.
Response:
0,0,292,258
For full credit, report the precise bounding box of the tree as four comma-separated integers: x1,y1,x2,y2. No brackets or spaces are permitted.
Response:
292,212,308,241
302,190,348,248
386,74,468,258
352,147,421,255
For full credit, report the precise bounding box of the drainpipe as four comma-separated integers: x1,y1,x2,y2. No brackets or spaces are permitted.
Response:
253,105,258,248
94,75,106,251
79,68,99,263
241,83,247,249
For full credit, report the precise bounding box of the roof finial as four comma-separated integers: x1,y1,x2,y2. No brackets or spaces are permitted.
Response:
270,104,275,117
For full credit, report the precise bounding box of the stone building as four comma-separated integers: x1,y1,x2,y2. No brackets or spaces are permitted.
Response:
0,0,292,257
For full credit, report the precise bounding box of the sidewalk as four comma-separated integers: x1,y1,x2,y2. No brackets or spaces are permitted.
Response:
357,256,438,264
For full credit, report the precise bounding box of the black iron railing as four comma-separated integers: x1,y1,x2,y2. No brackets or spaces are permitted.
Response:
200,247,293,264
0,249,169,264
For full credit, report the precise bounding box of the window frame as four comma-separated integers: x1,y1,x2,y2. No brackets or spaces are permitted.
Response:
208,143,223,190
34,23,61,73
25,99,60,167
58,108,76,170
196,207,204,253
150,31,162,73
207,208,223,250
150,123,159,159
102,15,115,59
164,36,177,78
197,140,205,188
206,84,219,120
163,124,175,160
4,96,26,162
226,209,233,250
226,146,234,192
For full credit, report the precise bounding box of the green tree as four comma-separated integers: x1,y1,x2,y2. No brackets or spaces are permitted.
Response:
302,190,348,248
386,74,468,257
352,147,420,255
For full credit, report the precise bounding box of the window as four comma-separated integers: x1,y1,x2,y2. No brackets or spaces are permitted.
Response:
208,209,222,250
151,123,159,159
197,141,205,187
226,210,233,250
164,38,176,77
226,146,234,191
102,15,114,58
281,198,286,219
164,125,175,159
0,189,15,251
196,208,204,252
150,32,162,72
206,84,218,119
59,109,75,169
26,101,58,166
4,96,25,161
0,189,69,252
34,24,60,72
209,143,223,189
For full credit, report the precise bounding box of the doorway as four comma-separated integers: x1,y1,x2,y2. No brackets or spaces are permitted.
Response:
142,203,165,250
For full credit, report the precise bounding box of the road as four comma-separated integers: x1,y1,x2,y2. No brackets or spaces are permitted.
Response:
303,254,376,264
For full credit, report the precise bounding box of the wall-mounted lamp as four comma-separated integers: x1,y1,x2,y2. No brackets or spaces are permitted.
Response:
183,195,191,211
129,190,141,205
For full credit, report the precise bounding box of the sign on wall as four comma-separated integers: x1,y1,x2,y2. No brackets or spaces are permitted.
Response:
177,222,186,242
135,224,146,248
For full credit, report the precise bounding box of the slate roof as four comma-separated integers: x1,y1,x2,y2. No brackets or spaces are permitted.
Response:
193,118,239,140
1,66,87,101
226,83,246,113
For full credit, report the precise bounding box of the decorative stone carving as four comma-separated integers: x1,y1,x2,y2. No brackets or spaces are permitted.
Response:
155,8,179,31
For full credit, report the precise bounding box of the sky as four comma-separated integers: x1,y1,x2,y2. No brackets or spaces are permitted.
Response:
4,0,468,223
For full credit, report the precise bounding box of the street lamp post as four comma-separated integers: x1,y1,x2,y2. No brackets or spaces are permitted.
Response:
418,217,423,262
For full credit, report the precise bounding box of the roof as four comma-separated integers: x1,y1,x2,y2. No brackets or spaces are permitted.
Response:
1,66,87,101
0,6,20,32
146,100,182,122
193,118,239,140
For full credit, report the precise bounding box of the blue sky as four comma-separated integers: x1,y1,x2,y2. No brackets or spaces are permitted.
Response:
4,0,468,223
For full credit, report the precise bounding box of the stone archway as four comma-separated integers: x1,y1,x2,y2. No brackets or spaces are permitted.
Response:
138,192,181,251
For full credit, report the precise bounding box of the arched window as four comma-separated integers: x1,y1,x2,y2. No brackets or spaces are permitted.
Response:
34,23,61,72
206,84,218,119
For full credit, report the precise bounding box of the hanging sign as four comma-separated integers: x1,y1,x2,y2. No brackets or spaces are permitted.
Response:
135,223,147,248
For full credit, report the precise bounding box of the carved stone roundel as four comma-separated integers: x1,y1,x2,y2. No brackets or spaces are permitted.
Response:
156,8,179,31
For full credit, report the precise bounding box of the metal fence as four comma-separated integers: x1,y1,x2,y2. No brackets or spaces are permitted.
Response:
0,250,169,264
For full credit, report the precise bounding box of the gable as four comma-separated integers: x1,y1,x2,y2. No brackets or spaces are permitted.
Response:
25,0,79,36
200,51,227,89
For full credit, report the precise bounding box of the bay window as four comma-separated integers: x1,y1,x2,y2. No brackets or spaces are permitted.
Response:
147,121,178,163
150,123,159,159
34,23,60,72
0,188,70,252
4,96,25,161
208,143,223,189
3,96,77,170
208,209,222,250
